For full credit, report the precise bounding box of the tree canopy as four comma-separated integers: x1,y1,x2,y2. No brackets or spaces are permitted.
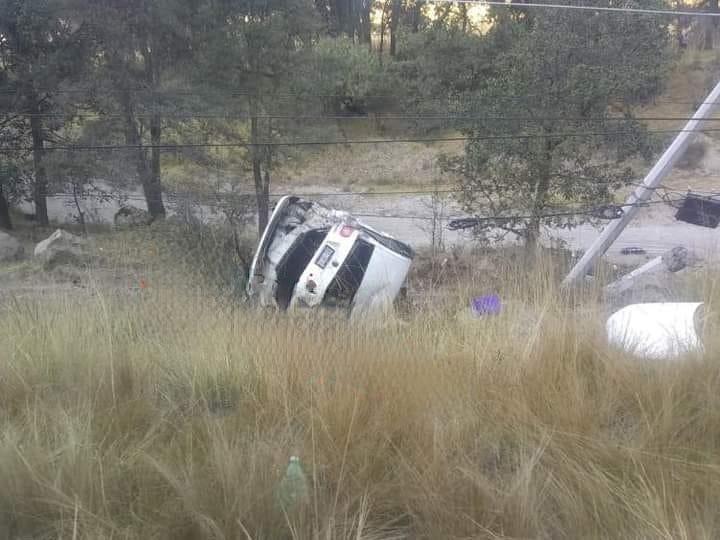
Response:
445,3,673,245
0,0,681,237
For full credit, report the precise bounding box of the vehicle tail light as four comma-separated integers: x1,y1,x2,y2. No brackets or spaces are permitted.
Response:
339,225,354,237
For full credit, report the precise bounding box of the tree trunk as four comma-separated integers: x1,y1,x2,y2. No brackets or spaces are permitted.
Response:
410,0,423,32
379,1,389,59
29,111,49,226
706,0,719,49
262,161,271,227
72,183,86,235
148,112,166,219
334,0,353,37
0,186,12,230
526,138,553,250
526,217,541,250
348,0,358,40
359,0,372,44
252,157,270,236
142,43,166,220
251,115,270,236
121,92,165,220
389,0,401,57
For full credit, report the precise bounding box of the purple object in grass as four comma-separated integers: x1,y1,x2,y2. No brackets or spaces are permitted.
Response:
471,294,501,317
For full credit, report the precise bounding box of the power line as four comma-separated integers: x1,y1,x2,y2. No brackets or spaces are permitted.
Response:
49,189,690,224
9,111,720,123
445,197,689,229
648,98,720,106
3,126,720,153
426,0,720,18
173,188,460,198
2,89,714,107
0,88,541,99
154,177,717,200
0,88,622,100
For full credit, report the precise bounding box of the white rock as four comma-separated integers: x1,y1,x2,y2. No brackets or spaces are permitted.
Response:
33,229,86,268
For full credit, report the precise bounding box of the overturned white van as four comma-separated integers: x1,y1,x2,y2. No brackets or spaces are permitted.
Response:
247,196,414,317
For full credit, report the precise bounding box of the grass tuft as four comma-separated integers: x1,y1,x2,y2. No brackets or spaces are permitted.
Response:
1,264,720,538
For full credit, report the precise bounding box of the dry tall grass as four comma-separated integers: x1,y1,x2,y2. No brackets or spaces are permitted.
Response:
2,265,720,539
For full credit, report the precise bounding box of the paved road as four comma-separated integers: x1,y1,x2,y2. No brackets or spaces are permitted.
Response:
19,187,720,264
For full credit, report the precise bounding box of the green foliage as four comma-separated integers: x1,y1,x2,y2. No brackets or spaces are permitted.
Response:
0,0,93,224
314,0,373,41
189,0,322,230
293,36,401,116
297,37,389,98
0,160,23,229
110,219,252,302
192,0,319,99
0,0,88,91
0,0,680,238
158,221,249,302
448,3,674,245
392,28,494,114
0,116,26,215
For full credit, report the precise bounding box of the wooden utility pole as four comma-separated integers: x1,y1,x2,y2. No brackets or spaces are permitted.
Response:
563,78,720,285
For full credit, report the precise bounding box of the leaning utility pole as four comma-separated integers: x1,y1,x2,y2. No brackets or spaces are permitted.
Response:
563,78,720,285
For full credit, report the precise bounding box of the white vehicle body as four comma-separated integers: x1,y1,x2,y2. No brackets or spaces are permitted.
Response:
606,302,704,359
247,196,414,317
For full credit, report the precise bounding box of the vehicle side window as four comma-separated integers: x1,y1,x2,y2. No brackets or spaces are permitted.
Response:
275,228,329,309
323,240,374,310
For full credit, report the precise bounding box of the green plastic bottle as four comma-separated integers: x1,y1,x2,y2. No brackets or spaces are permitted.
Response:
277,456,309,512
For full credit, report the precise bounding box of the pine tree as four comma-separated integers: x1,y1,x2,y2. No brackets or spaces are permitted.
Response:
0,0,89,226
192,0,320,234
448,4,673,247
80,0,203,220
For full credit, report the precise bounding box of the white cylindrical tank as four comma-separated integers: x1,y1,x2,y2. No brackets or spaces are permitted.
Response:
606,302,704,359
